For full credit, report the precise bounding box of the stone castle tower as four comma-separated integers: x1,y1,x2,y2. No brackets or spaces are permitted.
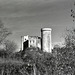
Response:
41,28,52,53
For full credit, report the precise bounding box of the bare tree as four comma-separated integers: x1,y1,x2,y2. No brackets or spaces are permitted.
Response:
4,40,18,53
64,28,75,48
0,20,11,44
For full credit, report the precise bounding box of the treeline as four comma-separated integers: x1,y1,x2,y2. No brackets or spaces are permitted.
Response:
0,47,56,75
1,45,75,75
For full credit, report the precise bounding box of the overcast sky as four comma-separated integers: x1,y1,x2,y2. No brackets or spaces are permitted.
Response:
0,0,75,50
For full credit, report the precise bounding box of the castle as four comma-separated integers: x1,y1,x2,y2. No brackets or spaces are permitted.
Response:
21,28,52,53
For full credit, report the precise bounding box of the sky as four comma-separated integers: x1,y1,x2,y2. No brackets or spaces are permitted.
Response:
0,0,75,50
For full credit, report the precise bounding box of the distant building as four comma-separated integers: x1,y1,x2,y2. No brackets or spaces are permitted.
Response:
21,35,41,50
21,28,52,53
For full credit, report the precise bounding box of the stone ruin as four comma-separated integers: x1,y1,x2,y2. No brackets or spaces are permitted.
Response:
21,28,52,53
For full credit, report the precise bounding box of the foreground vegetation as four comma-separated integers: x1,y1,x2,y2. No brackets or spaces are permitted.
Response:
0,45,75,75
0,48,55,75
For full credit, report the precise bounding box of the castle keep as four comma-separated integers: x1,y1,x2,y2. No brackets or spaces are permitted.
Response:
21,28,52,53
41,28,52,53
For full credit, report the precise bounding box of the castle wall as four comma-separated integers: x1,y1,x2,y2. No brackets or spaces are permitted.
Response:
21,36,41,50
21,35,28,50
28,36,37,48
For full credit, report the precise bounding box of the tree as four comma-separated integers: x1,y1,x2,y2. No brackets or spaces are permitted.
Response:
22,47,56,75
52,46,75,75
22,47,45,75
64,28,75,48
0,20,11,44
52,28,75,75
4,40,18,53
